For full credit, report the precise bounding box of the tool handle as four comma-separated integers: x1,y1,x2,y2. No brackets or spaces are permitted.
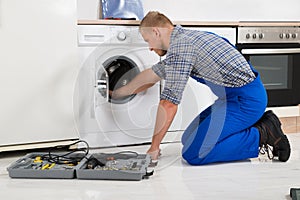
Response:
290,188,300,200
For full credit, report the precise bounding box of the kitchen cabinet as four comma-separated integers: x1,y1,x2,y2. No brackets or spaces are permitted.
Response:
0,0,79,151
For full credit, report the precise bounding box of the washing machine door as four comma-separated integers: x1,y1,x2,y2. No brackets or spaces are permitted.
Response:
79,46,160,146
97,55,140,104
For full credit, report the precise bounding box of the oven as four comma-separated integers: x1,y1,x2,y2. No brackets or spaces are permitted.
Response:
236,26,300,107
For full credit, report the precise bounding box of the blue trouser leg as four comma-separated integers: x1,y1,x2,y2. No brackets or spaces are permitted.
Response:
181,106,212,146
181,71,267,165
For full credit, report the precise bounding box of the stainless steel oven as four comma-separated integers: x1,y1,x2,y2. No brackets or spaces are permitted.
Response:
236,26,300,107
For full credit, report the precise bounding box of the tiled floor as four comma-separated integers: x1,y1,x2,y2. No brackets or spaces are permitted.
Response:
0,133,299,200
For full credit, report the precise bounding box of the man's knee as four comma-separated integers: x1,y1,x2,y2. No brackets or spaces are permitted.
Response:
182,150,206,165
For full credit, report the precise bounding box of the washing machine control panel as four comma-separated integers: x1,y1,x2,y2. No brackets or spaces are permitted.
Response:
78,25,147,46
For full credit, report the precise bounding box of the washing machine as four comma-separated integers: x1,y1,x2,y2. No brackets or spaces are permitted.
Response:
75,25,160,148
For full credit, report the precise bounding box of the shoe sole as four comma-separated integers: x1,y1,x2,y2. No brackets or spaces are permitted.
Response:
276,135,291,162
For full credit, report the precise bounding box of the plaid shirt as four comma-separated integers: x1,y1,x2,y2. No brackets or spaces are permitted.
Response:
152,25,256,105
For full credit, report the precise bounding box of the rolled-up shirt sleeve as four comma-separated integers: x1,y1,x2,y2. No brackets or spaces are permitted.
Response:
161,56,193,104
158,41,196,105
152,61,167,79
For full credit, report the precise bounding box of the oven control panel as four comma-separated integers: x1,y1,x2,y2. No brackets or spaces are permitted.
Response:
237,27,300,43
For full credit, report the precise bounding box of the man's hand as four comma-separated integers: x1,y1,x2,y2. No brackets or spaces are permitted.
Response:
147,148,161,161
111,68,161,99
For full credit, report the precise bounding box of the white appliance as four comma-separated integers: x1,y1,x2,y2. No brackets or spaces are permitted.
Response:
76,25,160,147
0,0,79,152
169,27,236,132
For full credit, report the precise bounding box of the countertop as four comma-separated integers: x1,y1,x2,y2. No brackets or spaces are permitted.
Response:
78,20,300,27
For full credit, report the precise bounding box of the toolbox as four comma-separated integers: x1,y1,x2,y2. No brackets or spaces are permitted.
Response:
7,152,87,179
76,152,153,181
7,151,153,181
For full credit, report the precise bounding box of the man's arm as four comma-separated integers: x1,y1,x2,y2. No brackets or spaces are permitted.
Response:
111,68,161,99
111,68,177,159
147,99,178,159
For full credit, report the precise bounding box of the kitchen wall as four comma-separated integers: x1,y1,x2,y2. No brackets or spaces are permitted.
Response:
77,0,100,19
143,0,300,21
77,0,300,21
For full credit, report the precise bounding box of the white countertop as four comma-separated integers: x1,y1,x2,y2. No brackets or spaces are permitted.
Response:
78,20,300,27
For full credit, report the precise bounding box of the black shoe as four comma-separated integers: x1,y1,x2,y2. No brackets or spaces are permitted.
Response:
254,110,291,162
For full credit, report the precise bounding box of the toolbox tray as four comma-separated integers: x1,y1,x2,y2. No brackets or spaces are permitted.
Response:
7,152,86,179
76,152,152,181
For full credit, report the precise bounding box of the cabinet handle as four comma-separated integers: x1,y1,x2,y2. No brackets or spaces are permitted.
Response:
241,48,300,54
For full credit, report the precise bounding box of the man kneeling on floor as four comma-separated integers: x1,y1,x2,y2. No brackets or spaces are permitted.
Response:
110,11,291,165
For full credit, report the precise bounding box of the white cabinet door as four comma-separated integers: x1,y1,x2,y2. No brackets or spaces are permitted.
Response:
0,0,79,146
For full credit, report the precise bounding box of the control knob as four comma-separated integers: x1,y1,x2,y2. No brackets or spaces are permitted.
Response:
246,33,251,39
292,33,297,39
252,33,257,39
258,33,264,39
286,33,290,39
279,33,285,39
117,31,127,41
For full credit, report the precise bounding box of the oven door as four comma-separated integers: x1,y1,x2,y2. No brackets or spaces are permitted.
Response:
237,44,300,106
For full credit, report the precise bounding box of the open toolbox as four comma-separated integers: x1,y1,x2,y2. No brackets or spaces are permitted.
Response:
76,152,153,181
7,152,87,179
7,151,154,181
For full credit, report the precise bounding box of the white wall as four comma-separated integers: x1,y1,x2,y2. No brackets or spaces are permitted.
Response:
77,0,300,21
77,0,101,19
143,0,300,21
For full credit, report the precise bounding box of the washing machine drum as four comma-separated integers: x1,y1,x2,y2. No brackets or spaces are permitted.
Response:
98,56,140,104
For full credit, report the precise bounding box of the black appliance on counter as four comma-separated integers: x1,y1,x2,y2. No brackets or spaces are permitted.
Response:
236,26,300,107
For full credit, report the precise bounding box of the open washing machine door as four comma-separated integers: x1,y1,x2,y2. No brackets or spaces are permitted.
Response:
97,55,140,104
75,45,160,148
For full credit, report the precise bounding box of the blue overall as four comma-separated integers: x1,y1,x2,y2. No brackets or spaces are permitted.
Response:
181,67,267,165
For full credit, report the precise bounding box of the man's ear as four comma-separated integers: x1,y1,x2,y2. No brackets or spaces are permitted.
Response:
152,27,160,37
